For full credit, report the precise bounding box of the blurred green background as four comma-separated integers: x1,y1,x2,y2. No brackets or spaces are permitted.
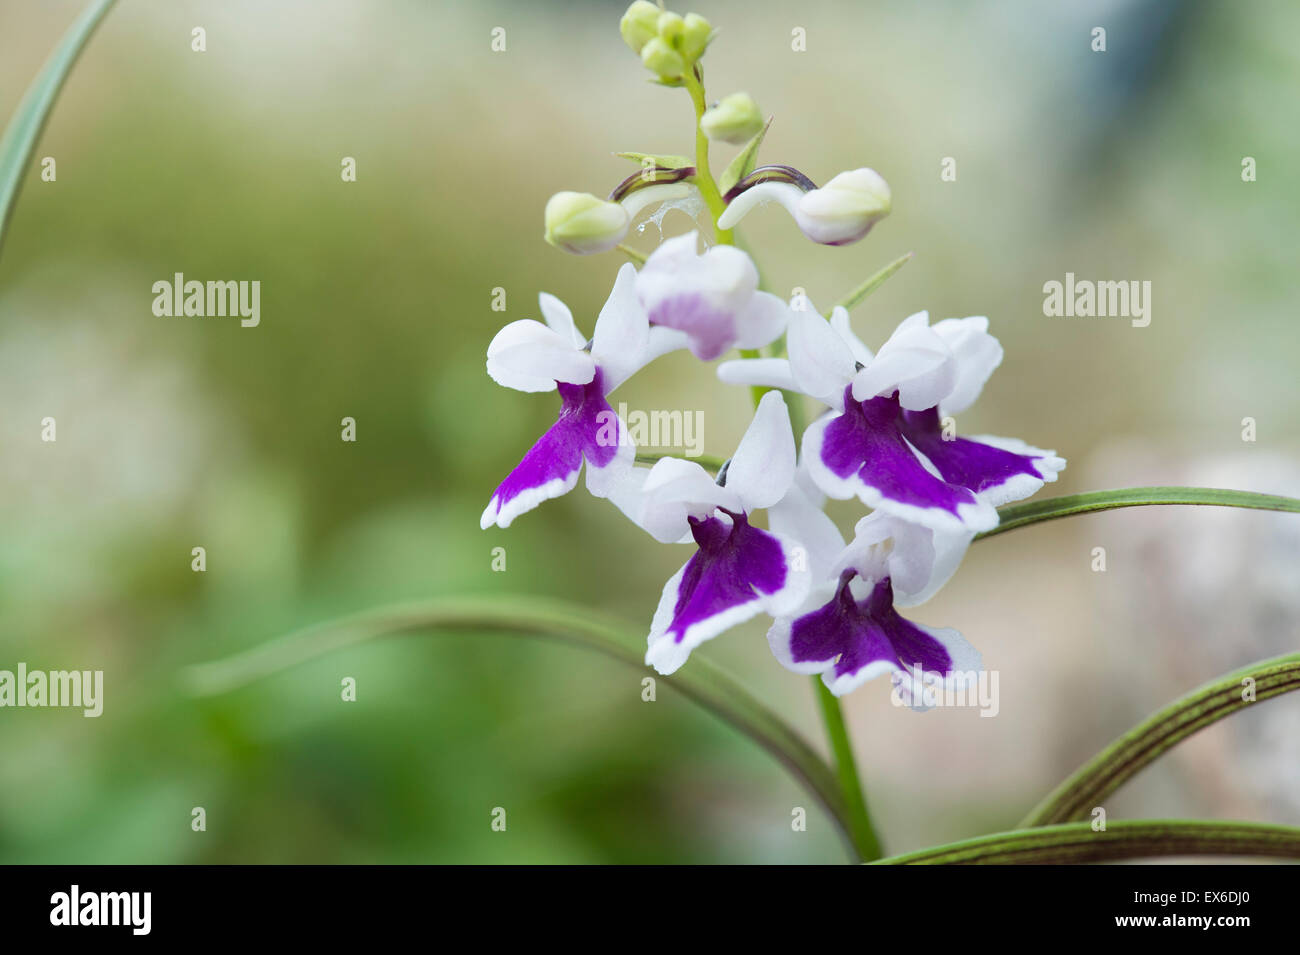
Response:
1,0,1298,863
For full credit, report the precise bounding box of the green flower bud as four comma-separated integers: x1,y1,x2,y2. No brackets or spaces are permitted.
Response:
656,12,685,46
543,191,628,255
680,13,713,60
641,36,686,80
701,92,764,144
619,1,661,55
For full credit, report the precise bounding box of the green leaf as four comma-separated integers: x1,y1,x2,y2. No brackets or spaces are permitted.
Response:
872,819,1300,864
717,116,772,196
182,595,861,860
0,0,118,256
1021,652,1300,827
614,151,694,170
832,251,914,313
977,486,1300,542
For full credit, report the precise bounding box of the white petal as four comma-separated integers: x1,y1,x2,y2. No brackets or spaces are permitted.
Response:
851,311,955,411
637,457,739,542
485,320,595,393
591,263,651,393
895,527,971,607
538,293,584,348
788,309,857,411
725,391,795,512
716,357,798,393
932,316,1002,416
767,480,845,585
838,511,971,607
733,290,791,350
829,306,874,365
716,181,804,231
582,424,637,498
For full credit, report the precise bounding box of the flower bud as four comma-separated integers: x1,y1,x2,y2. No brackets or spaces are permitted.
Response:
717,167,893,246
544,191,628,255
795,168,892,245
619,1,661,54
656,11,685,45
641,36,686,80
680,13,713,60
700,92,763,144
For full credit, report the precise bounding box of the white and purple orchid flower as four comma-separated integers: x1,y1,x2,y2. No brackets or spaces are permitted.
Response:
719,306,1066,535
635,231,790,360
767,497,980,701
613,392,811,674
482,239,792,529
481,264,670,529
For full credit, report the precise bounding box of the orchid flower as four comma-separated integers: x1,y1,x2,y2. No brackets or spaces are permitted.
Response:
481,264,681,529
613,391,811,674
635,231,790,360
767,502,980,700
719,306,1066,534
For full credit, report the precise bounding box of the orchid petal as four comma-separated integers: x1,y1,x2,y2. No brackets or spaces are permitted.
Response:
725,390,796,512
486,319,596,393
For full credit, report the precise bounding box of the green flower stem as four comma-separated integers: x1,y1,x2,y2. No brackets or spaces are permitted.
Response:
616,243,647,265
1021,652,1300,827
681,67,733,246
815,679,884,861
872,819,1300,865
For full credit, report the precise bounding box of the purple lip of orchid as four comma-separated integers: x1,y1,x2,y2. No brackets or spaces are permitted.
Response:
643,290,736,361
722,164,818,203
818,387,982,519
899,406,1044,497
482,369,624,528
662,508,788,644
815,385,1055,527
789,573,954,681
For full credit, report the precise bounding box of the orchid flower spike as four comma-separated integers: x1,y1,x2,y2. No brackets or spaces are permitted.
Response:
481,264,682,529
635,231,791,360
767,507,980,701
718,168,892,246
719,305,1066,534
615,392,811,675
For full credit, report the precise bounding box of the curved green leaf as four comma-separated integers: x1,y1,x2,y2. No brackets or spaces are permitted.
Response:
182,595,859,859
0,0,118,255
1022,652,1300,827
717,116,771,197
977,487,1300,541
873,819,1300,865
614,151,694,170
833,251,913,312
